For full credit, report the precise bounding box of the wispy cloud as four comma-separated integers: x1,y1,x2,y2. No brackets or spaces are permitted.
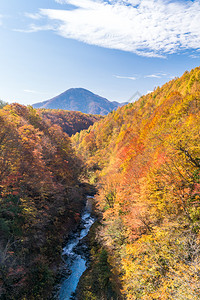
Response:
23,0,200,57
14,24,56,33
115,72,173,80
24,12,43,20
55,0,67,3
23,89,47,94
190,54,200,59
144,72,174,79
114,75,137,80
144,74,161,78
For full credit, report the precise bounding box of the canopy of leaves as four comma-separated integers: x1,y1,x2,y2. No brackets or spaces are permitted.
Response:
72,66,200,299
0,104,84,299
37,108,102,136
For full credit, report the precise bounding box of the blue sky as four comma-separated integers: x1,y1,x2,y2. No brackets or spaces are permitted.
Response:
0,0,200,105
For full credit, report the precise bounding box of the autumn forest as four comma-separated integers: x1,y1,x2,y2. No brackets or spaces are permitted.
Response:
0,66,200,299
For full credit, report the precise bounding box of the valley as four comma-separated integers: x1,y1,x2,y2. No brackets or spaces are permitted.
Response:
0,66,200,299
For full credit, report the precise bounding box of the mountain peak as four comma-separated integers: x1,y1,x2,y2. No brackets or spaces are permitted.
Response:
32,88,127,115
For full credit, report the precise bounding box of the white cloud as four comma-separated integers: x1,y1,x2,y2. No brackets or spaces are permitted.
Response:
24,12,42,20
158,73,167,76
144,72,174,79
114,75,137,80
55,0,67,3
24,89,39,94
190,54,200,59
24,89,46,94
144,74,161,78
25,0,200,57
115,72,176,80
14,24,56,33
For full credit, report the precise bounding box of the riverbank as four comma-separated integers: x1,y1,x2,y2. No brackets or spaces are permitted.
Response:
76,214,123,300
54,193,122,300
55,196,96,300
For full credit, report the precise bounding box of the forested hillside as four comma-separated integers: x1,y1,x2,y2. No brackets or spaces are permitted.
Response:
72,67,200,299
37,108,102,136
1,67,199,299
0,104,86,299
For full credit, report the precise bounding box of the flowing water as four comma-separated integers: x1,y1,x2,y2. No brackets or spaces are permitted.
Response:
58,196,95,300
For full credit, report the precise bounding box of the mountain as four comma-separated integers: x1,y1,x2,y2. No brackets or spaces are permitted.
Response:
32,88,127,115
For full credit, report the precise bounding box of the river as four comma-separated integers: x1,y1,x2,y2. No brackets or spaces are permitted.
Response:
58,196,95,300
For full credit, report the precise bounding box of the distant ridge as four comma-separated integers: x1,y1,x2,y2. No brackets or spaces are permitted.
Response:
32,88,127,115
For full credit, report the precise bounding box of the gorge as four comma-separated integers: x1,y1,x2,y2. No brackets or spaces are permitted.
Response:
58,197,95,300
0,66,200,300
